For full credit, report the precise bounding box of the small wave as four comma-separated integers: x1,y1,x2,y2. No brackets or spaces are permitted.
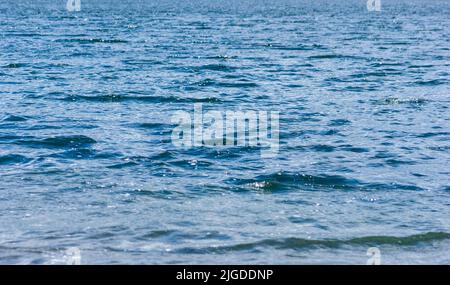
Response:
0,154,31,165
122,59,164,66
204,55,237,60
272,45,315,51
48,149,97,160
229,172,424,193
135,229,231,242
370,62,404,68
149,150,177,161
340,146,370,153
230,172,360,192
195,79,258,88
376,97,429,106
310,144,335,152
413,79,447,86
408,64,434,69
169,159,214,169
131,189,186,200
3,63,26,69
196,64,237,72
416,131,450,138
17,135,96,149
107,151,176,169
137,230,178,240
4,33,44,37
107,161,140,169
0,135,31,142
183,232,450,254
1,115,27,122
62,94,221,104
55,38,128,44
308,54,364,60
132,122,172,130
350,71,400,78
428,146,450,152
328,119,351,126
383,41,411,46
385,159,416,167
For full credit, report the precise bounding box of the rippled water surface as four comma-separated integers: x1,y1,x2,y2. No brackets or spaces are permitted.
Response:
1,0,450,264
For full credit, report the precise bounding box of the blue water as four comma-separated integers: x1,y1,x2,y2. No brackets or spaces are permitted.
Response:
1,0,450,264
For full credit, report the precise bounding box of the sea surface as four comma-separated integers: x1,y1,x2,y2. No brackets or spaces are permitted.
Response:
0,0,449,264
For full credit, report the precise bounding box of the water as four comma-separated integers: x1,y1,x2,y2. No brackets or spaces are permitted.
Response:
0,0,449,264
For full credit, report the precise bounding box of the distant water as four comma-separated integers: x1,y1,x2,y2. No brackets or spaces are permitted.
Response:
1,0,449,264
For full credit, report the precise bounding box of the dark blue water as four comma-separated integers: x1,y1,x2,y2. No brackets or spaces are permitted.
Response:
1,0,450,264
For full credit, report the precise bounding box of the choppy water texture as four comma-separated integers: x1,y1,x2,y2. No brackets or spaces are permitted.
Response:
1,0,450,264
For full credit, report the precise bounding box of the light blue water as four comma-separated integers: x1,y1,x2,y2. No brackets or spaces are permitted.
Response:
0,0,450,264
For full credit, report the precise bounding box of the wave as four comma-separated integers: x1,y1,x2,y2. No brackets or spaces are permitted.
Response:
1,115,28,122
107,151,176,169
17,135,96,149
194,79,258,88
230,172,360,192
374,97,429,106
61,94,222,104
131,122,173,130
308,54,365,60
413,79,447,86
55,38,128,44
177,232,450,254
121,59,164,66
228,172,424,192
195,64,237,72
0,154,31,165
416,131,450,138
2,63,27,69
